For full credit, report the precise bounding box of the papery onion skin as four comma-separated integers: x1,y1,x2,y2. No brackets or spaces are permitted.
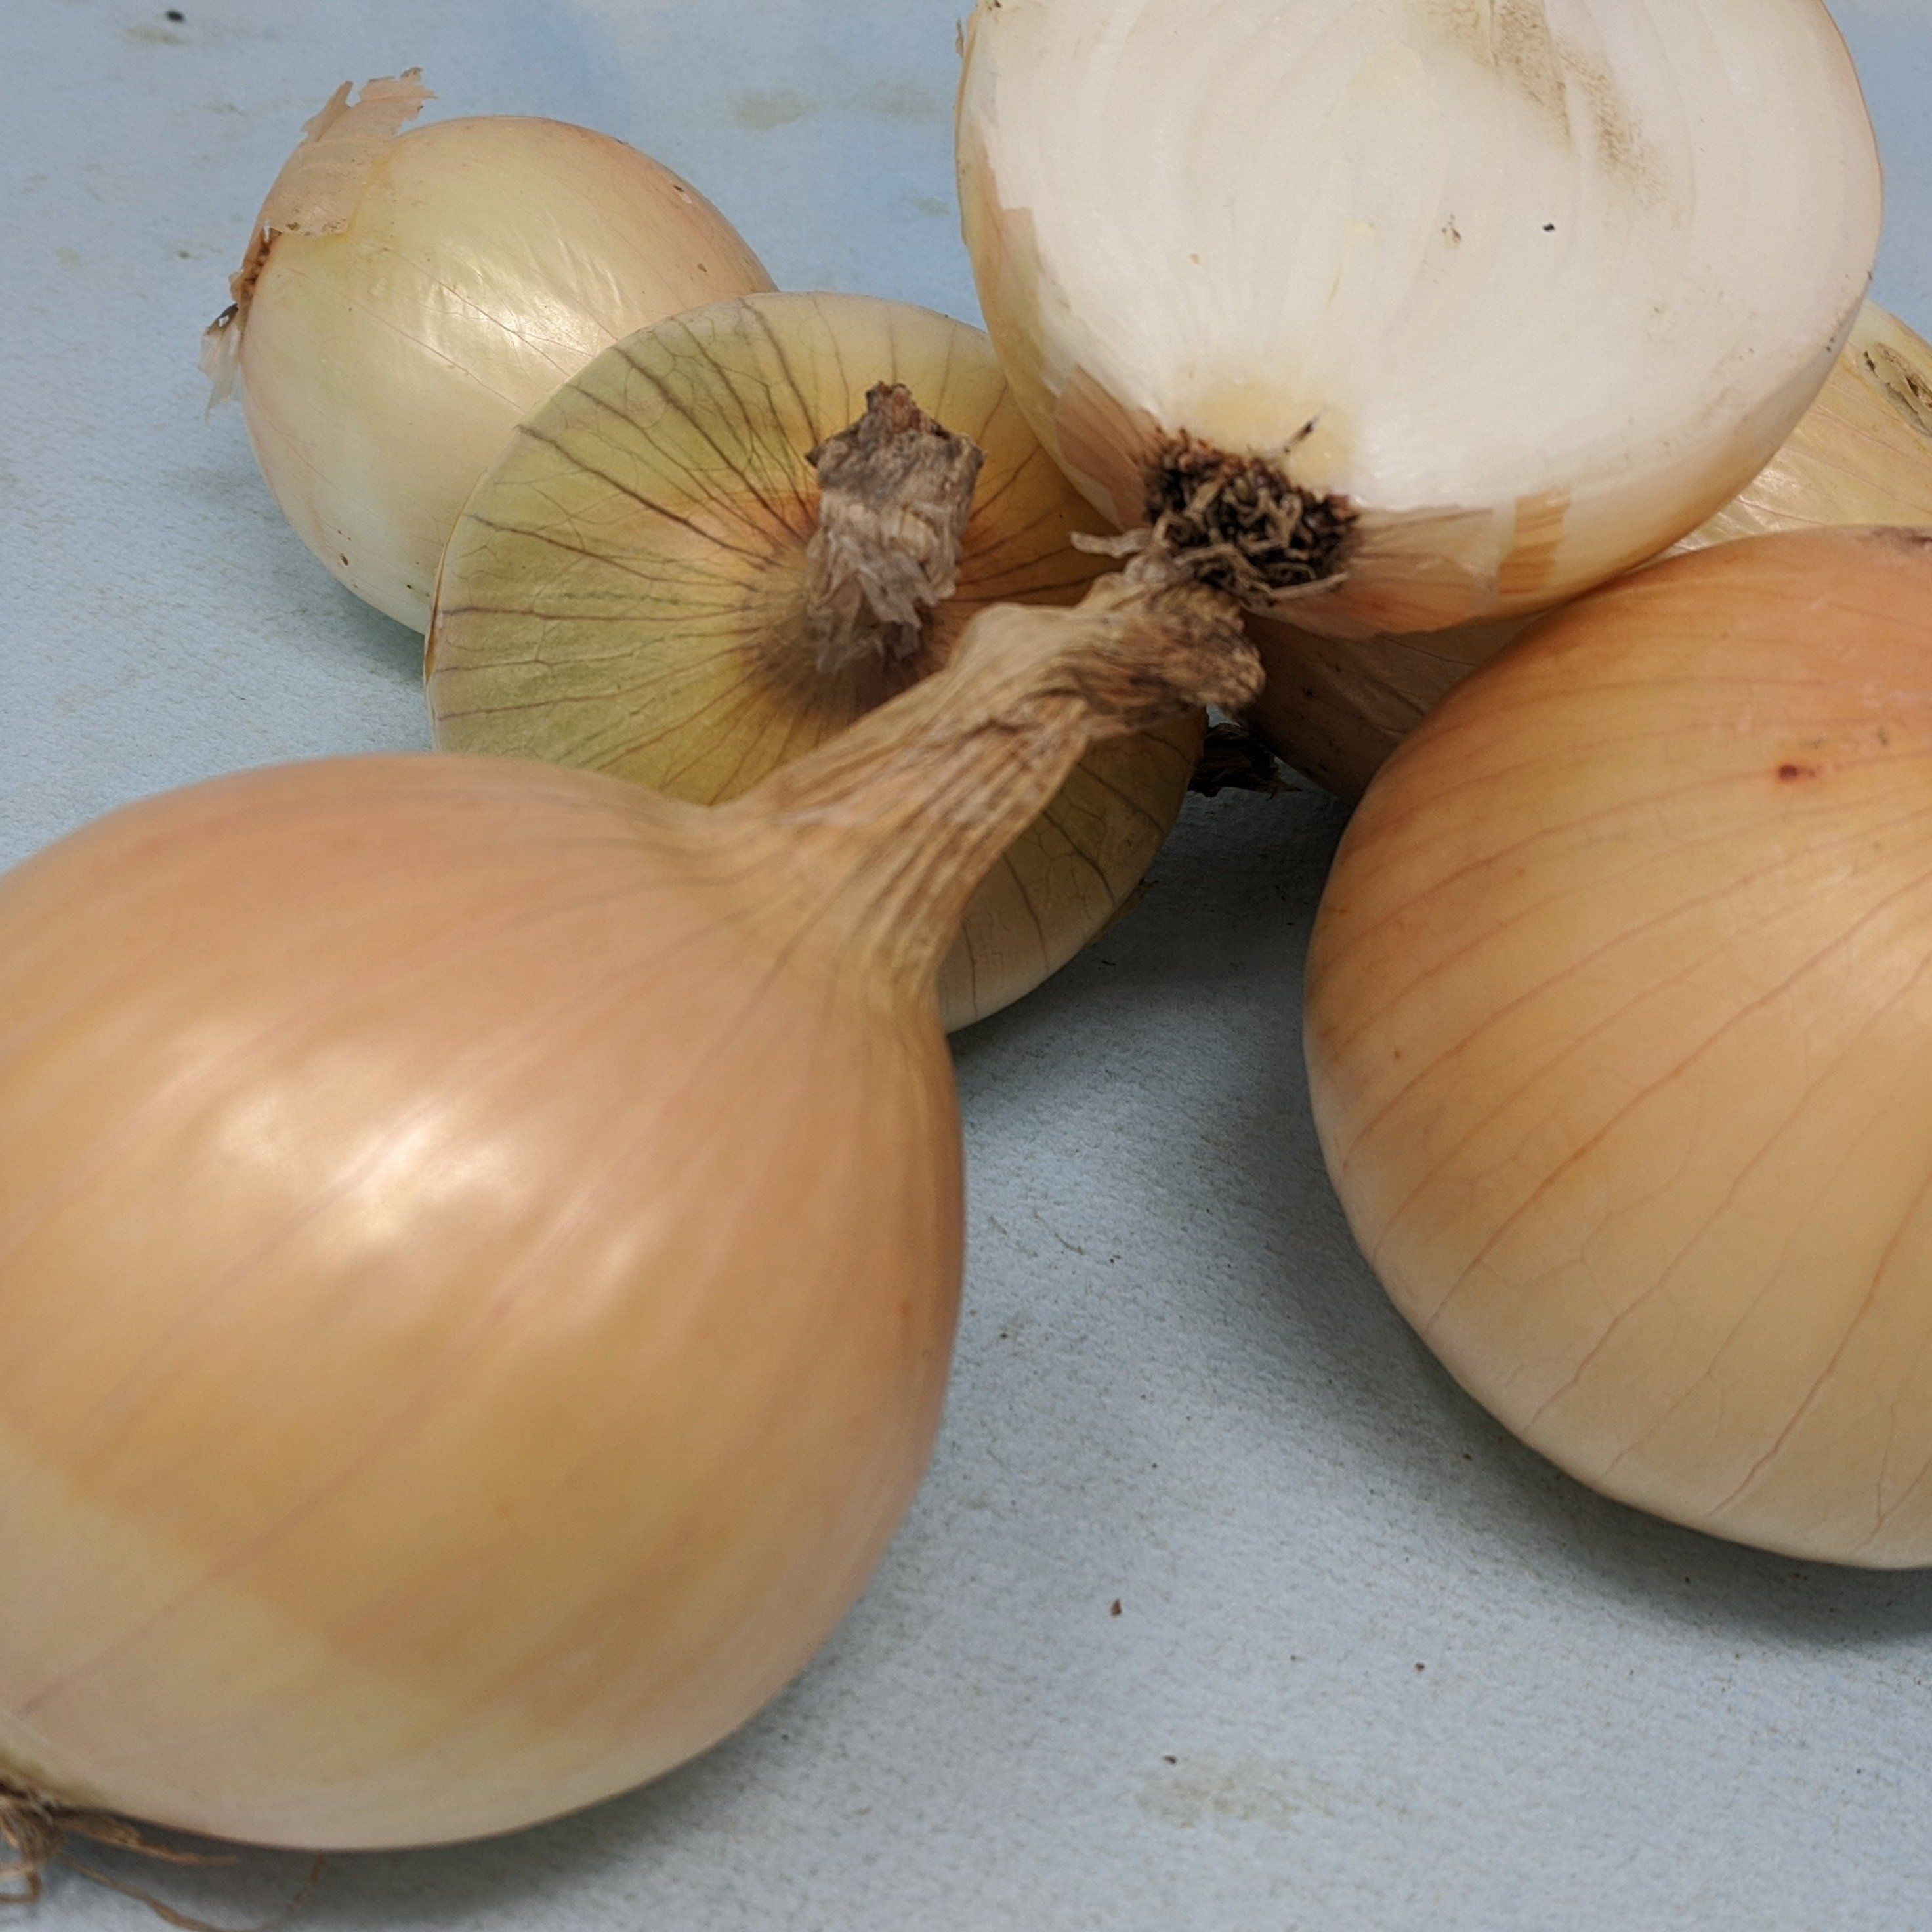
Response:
210,78,773,630
0,570,1256,1850
0,761,957,1849
1306,528,1932,1566
428,291,1202,1032
957,0,1882,637
1250,303,1932,800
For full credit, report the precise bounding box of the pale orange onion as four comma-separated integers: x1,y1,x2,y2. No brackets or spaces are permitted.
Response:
0,572,1259,1849
1250,303,1932,798
202,73,773,629
1307,528,1932,1565
427,292,1204,1031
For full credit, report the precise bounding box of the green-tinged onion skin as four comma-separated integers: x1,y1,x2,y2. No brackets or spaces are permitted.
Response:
1307,528,1932,1566
428,292,1202,1032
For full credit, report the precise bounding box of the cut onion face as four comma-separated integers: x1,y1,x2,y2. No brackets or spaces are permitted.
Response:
205,79,773,631
958,0,1883,637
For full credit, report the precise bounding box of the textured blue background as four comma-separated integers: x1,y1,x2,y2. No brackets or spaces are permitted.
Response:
2,5,1929,1926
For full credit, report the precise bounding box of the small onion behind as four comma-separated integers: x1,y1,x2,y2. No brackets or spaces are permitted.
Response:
205,74,773,629
1307,528,1932,1566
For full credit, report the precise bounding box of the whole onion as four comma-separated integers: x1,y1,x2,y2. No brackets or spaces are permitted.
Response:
203,74,772,629
428,293,1202,1030
0,571,1257,1850
1307,528,1932,1565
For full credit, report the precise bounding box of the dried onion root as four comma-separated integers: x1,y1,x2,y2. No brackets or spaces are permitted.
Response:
428,291,1204,1030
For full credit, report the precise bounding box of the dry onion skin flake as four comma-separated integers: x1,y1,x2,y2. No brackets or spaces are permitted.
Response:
203,73,774,629
0,567,1257,1853
1307,528,1932,1566
1251,303,1932,799
957,0,1883,638
429,292,1202,1031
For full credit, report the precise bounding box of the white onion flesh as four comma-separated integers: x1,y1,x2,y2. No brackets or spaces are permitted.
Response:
959,0,1883,635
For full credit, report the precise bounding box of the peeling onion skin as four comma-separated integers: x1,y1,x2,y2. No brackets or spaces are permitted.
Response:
1250,304,1932,799
214,84,773,630
428,291,1202,1032
957,0,1882,637
0,572,1257,1847
1306,529,1932,1566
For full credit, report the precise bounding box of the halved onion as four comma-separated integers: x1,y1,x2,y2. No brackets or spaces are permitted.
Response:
959,0,1882,637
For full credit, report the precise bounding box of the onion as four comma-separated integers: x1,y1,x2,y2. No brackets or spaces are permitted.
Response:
1305,528,1932,1566
957,0,1882,637
428,291,1201,1031
0,564,1259,1853
1251,303,1932,798
202,73,773,630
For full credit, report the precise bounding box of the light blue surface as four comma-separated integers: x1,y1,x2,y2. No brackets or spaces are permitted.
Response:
1,4,1929,1927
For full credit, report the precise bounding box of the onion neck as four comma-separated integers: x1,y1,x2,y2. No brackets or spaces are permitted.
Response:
801,384,986,674
739,560,1261,992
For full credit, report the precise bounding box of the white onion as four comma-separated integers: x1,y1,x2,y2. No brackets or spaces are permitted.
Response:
203,74,773,629
958,0,1883,636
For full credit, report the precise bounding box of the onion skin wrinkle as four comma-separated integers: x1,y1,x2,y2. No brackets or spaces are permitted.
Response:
203,73,774,630
1306,528,1932,1566
0,564,1257,1852
958,0,1882,637
429,291,1205,1032
1251,304,1932,799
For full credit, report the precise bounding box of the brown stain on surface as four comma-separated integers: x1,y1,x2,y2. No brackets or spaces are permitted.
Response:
730,89,815,131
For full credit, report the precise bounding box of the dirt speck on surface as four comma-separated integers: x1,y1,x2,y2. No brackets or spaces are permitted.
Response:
729,89,816,131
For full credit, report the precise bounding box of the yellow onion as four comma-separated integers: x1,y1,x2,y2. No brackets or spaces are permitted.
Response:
0,568,1258,1852
958,0,1881,637
1251,303,1932,798
1306,528,1932,1566
428,291,1203,1031
202,73,772,629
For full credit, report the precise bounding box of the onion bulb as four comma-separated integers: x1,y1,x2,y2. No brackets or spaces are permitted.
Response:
958,0,1882,637
202,72,773,630
1251,303,1932,798
1306,528,1932,1566
0,564,1257,1852
429,291,1202,1031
